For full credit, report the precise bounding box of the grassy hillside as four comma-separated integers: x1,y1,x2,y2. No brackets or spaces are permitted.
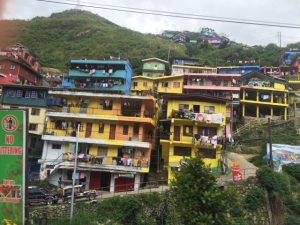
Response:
2,9,300,72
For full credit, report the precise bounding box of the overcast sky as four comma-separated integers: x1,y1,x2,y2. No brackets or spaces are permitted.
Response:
2,0,300,46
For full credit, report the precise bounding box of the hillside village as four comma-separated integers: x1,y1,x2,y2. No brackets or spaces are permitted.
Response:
1,9,300,225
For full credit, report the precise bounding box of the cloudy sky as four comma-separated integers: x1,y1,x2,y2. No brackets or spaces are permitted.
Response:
2,0,300,46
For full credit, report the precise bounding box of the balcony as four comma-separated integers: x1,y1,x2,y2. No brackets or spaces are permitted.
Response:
184,79,240,91
169,109,224,124
69,69,126,78
42,155,149,173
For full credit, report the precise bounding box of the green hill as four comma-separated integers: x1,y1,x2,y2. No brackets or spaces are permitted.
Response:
2,9,300,72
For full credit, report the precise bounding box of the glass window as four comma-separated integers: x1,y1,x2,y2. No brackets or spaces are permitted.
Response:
97,147,107,156
16,90,23,98
29,123,38,131
173,82,180,88
133,82,138,87
123,125,129,135
183,125,193,136
52,144,62,149
103,99,113,110
31,108,40,116
25,91,31,98
10,64,15,70
98,123,104,133
198,148,216,159
31,91,38,98
162,82,168,87
143,82,148,87
174,146,192,156
179,104,189,110
204,106,215,114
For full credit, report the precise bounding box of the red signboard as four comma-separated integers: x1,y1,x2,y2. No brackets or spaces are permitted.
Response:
231,163,243,182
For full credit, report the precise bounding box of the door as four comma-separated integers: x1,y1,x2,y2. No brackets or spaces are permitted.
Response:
109,124,116,140
89,172,101,190
173,126,181,141
133,123,139,141
193,105,200,113
85,123,92,138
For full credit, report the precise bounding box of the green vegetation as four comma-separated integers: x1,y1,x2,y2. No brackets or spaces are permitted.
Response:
2,9,300,72
283,164,300,182
244,187,265,211
170,157,234,225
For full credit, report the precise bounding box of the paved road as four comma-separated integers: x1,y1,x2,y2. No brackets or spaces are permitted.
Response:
218,152,258,185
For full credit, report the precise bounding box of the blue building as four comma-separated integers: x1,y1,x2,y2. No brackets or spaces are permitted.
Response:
61,59,133,95
279,51,300,65
217,66,260,76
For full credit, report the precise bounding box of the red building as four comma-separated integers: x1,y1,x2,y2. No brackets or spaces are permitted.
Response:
0,57,42,85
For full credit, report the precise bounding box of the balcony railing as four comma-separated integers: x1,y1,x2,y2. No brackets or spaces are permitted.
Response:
169,109,224,124
46,106,155,120
43,128,154,144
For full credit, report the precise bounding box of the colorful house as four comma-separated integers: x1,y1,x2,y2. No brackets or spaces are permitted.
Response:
0,57,42,86
0,84,49,178
61,59,132,95
142,58,168,78
240,72,288,120
39,90,157,192
183,70,241,135
159,94,226,182
131,58,168,96
217,66,260,76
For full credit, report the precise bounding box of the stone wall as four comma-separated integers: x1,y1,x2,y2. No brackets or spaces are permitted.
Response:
227,178,271,225
29,202,97,225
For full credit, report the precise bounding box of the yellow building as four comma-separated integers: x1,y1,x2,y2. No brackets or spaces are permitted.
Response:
39,90,157,192
159,94,226,182
287,74,300,117
240,72,288,120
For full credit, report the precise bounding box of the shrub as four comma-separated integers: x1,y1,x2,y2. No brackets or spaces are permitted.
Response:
284,215,300,225
244,187,265,211
282,164,300,182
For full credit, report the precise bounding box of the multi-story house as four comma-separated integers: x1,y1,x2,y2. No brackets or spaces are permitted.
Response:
39,90,157,192
183,70,240,135
0,57,42,86
217,66,260,76
61,59,132,95
142,58,168,78
159,94,226,182
240,72,288,120
0,84,48,178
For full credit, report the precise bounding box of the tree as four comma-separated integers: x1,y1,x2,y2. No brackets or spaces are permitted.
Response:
170,157,233,225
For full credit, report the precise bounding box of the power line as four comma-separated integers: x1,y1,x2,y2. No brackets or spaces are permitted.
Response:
42,0,300,27
36,0,300,29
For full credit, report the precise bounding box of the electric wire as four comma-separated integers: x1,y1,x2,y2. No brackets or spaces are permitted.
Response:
36,0,300,29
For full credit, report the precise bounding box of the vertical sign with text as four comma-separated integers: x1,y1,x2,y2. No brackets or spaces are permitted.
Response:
0,110,26,225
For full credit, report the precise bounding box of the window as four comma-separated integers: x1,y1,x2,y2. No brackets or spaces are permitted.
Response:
10,106,19,109
133,82,138,87
98,123,104,133
31,108,40,116
143,82,148,87
174,146,192,156
223,80,229,86
204,106,215,114
52,144,62,149
10,64,15,70
193,105,200,113
183,125,193,136
179,104,189,110
123,125,129,135
198,127,217,136
198,148,216,159
0,64,4,70
7,90,16,97
31,91,38,98
102,99,113,110
16,90,23,98
173,82,180,88
97,147,107,156
162,82,169,88
25,91,31,98
29,123,38,131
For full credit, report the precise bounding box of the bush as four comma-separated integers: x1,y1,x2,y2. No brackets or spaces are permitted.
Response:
285,215,300,225
283,164,300,182
244,187,265,211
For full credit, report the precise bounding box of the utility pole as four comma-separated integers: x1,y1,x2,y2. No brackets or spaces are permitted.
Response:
167,46,171,62
268,118,273,169
278,32,282,48
70,124,80,220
